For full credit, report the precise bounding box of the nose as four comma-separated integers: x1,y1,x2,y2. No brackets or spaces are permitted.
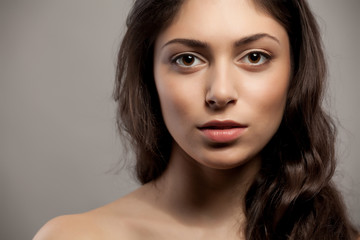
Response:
205,63,238,110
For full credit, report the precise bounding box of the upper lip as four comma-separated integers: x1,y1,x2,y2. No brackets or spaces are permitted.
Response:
198,120,247,129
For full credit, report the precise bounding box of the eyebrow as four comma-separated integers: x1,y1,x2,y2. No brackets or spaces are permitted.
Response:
234,33,280,47
161,33,280,49
162,38,208,49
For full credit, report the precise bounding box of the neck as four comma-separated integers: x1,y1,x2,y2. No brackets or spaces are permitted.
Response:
151,142,261,229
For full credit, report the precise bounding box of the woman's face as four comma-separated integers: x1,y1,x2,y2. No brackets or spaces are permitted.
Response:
153,0,291,169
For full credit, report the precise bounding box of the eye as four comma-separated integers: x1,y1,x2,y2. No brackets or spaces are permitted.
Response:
241,51,271,66
172,53,204,68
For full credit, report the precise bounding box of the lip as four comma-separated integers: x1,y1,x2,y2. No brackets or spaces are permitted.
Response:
198,120,247,143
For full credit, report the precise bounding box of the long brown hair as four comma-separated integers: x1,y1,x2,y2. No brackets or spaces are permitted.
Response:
114,0,358,239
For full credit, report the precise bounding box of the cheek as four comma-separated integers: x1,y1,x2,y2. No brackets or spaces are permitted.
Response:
245,69,289,128
157,87,187,123
258,84,287,113
154,71,200,126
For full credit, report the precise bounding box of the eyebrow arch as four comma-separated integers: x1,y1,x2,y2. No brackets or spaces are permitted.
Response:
234,33,280,47
161,33,280,49
161,38,208,49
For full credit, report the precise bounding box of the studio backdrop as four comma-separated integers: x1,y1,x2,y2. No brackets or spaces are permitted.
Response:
0,1,359,239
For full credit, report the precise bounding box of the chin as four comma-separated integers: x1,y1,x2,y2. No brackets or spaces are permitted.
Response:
197,152,261,171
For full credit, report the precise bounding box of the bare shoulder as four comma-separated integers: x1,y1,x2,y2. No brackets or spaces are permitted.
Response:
33,211,136,240
33,214,96,240
33,185,159,240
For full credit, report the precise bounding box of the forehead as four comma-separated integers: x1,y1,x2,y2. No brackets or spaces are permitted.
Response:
156,0,288,47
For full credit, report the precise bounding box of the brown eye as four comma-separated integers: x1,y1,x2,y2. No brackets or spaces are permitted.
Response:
248,52,261,63
181,55,195,66
174,53,204,68
241,51,270,66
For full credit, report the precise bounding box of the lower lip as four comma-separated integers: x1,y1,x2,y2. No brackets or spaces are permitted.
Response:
200,127,246,143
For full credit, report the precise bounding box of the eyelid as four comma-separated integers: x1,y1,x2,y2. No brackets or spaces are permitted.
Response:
171,52,207,66
235,49,272,68
238,49,271,60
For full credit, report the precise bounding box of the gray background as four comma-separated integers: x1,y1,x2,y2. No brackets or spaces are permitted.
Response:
0,1,359,239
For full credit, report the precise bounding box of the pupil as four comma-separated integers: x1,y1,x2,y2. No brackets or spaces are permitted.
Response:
183,55,194,65
249,53,260,63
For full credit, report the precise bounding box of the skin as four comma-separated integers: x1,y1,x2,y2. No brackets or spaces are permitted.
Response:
154,0,290,171
33,0,291,239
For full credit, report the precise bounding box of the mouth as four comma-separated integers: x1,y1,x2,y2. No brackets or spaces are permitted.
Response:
198,120,247,143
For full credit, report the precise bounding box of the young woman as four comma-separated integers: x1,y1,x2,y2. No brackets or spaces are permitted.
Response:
34,0,359,239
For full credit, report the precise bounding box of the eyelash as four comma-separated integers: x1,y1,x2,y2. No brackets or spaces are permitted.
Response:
240,51,272,66
171,53,205,68
171,50,272,69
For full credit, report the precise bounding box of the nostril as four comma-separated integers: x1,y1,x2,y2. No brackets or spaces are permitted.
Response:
205,86,238,108
227,99,236,104
207,99,216,105
206,98,237,109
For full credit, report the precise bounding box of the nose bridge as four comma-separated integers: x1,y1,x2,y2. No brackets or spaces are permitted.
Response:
206,58,238,108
